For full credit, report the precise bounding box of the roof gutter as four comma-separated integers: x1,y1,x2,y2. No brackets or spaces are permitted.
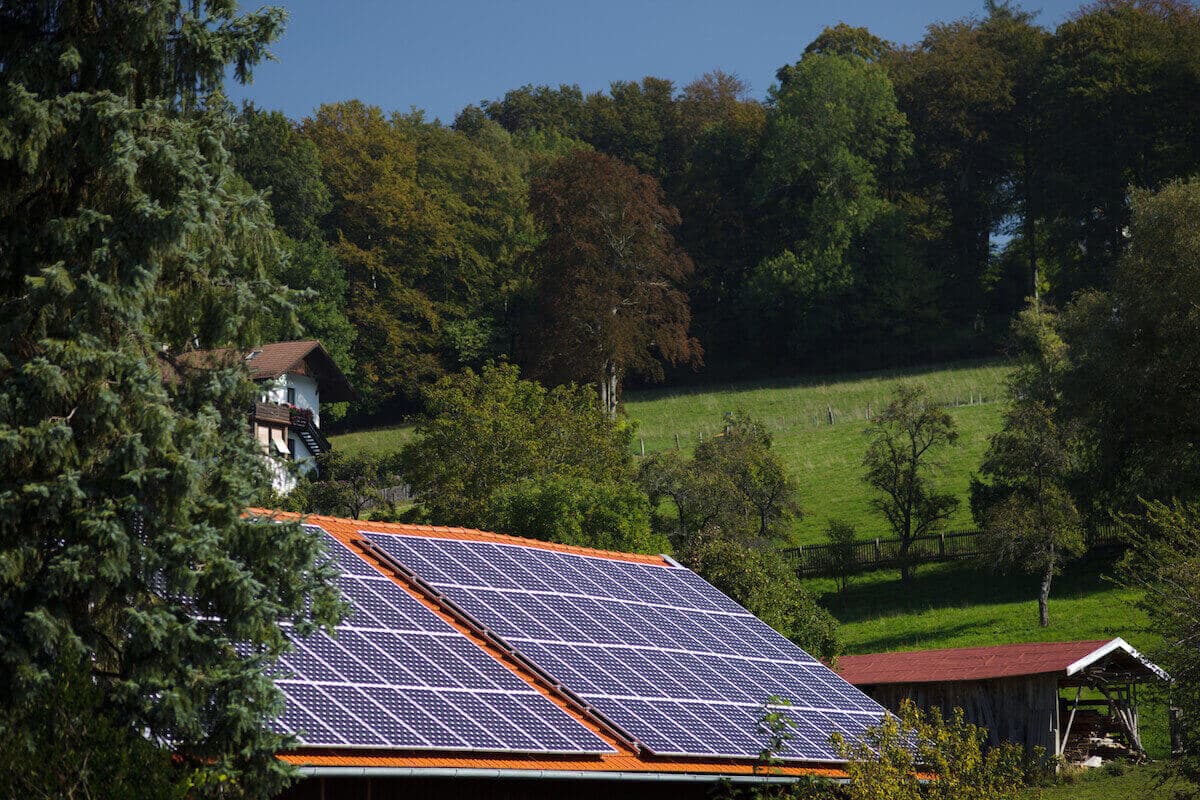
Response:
295,766,847,784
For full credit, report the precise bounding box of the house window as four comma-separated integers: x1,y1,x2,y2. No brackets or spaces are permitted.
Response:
287,437,296,460
286,387,295,405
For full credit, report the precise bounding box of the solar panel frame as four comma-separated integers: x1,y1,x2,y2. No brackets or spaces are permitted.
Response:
363,531,887,763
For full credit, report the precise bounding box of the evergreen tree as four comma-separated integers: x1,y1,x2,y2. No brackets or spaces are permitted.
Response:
0,2,341,796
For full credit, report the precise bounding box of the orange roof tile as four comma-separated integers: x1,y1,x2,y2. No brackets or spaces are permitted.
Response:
256,510,671,567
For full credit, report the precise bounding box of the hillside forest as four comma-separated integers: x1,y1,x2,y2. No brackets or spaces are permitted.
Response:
234,0,1200,418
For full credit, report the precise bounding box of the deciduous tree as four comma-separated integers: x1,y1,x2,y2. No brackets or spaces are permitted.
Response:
862,384,960,582
1059,178,1200,516
400,363,639,542
973,401,1085,626
524,150,701,416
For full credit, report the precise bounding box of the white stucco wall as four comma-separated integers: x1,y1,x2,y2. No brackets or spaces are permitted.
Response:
259,373,321,427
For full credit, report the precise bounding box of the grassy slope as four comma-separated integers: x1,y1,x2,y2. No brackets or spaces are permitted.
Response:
624,360,1009,544
332,361,1010,544
1028,764,1194,799
330,362,1175,797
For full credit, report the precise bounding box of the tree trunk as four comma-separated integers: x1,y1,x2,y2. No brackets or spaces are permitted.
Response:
899,536,912,583
1038,563,1053,627
599,360,620,419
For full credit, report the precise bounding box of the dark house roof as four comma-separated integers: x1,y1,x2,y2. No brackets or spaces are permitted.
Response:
836,639,1167,686
179,340,356,402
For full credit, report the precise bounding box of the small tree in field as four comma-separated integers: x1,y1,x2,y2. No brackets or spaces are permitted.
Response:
825,519,859,593
973,401,1085,627
524,150,702,417
862,384,959,582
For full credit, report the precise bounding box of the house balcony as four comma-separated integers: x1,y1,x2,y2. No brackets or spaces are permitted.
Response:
252,402,331,455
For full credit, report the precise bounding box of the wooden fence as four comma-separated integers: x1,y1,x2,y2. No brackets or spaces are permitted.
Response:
781,525,1124,577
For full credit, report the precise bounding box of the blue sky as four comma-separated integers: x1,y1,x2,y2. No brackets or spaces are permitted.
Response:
230,0,1083,124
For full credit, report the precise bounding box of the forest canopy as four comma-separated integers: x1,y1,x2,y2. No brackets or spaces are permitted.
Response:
227,0,1200,417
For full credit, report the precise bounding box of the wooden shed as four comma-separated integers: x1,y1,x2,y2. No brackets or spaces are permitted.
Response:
836,639,1168,762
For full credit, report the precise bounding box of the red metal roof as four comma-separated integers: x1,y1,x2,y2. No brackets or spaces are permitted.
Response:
836,640,1118,685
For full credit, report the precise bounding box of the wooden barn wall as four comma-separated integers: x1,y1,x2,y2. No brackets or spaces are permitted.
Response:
863,676,1059,753
279,775,721,800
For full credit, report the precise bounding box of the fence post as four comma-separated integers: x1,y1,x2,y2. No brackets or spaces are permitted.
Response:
827,406,834,425
866,402,871,420
640,438,645,457
674,433,680,450
874,538,881,561
939,533,945,559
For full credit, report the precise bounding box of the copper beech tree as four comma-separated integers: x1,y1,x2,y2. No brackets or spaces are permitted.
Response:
525,150,701,416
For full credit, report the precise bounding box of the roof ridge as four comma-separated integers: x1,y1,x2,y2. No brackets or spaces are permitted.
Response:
250,509,670,566
839,639,1115,660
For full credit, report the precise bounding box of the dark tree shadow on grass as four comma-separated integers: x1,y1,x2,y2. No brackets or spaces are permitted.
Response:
814,553,1124,625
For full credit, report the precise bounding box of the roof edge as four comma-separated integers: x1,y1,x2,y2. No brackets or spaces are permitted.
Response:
251,509,671,566
1065,637,1171,681
295,766,847,784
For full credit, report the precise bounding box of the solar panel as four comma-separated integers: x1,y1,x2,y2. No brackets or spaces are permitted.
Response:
364,532,886,762
270,529,614,754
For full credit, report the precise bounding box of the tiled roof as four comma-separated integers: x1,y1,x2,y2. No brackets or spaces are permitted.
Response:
273,511,672,567
177,340,356,402
836,640,1126,685
180,340,322,380
249,510,851,780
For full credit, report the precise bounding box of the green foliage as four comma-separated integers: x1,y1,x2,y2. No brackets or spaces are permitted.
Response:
302,101,534,410
684,535,840,662
0,1,342,796
825,520,859,593
483,474,663,554
285,449,400,520
1059,177,1200,517
0,666,182,799
863,384,960,581
1119,500,1200,792
974,400,1085,626
640,412,802,545
399,363,639,538
234,104,332,240
749,52,913,361
1042,0,1200,292
834,700,1031,800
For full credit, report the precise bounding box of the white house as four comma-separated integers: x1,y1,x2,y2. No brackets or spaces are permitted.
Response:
180,340,356,493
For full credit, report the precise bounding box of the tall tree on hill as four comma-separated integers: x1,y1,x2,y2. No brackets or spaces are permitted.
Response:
672,74,768,361
303,102,534,410
0,2,341,797
885,2,1049,319
1041,0,1200,293
863,384,960,582
749,51,913,362
1059,177,1200,518
524,150,701,417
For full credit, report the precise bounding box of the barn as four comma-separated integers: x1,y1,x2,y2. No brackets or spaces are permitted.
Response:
262,512,889,798
836,639,1168,763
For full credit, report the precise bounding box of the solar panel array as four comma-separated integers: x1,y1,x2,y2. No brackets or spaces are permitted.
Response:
270,529,613,754
364,532,886,762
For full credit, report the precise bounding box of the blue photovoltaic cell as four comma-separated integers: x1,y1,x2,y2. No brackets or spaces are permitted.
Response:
364,531,887,762
270,528,613,754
